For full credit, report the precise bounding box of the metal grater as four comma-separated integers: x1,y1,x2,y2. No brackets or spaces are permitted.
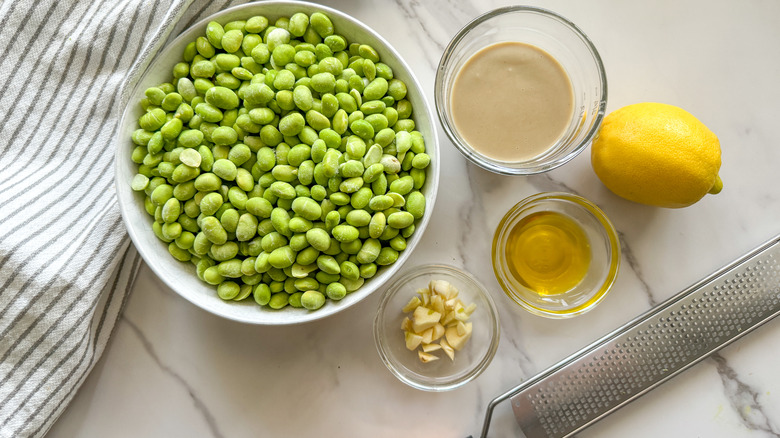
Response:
478,234,780,438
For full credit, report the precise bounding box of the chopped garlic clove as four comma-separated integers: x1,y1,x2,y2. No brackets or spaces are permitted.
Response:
419,288,431,306
401,316,412,332
402,296,422,313
411,306,441,332
441,310,456,326
445,322,472,351
440,338,455,360
431,279,459,299
418,351,439,363
431,322,445,342
422,343,442,353
421,327,434,344
429,280,448,295
453,302,470,322
431,294,445,315
444,298,458,310
405,331,423,350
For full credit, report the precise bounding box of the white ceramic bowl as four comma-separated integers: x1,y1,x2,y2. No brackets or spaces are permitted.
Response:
115,1,439,324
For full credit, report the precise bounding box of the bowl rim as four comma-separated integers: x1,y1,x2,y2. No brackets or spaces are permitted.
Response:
373,263,501,391
114,0,440,325
433,5,608,176
491,191,621,318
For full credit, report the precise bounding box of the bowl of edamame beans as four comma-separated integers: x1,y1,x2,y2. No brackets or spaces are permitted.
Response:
115,1,439,324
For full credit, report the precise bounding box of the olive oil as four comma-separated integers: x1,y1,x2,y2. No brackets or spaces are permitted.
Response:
505,211,590,295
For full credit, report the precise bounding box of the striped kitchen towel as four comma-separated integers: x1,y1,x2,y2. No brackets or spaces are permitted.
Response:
0,0,245,436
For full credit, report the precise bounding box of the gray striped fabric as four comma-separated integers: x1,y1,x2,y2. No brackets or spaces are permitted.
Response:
0,0,246,436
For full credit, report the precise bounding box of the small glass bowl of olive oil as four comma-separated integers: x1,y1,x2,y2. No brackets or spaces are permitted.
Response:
492,192,620,318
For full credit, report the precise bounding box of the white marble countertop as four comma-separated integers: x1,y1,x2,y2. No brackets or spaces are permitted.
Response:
49,0,780,436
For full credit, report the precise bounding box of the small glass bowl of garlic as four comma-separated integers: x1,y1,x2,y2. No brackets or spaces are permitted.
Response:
373,264,500,391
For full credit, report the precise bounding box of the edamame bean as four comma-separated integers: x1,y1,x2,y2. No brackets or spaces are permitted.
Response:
311,72,335,93
192,232,212,255
266,28,291,51
380,154,401,175
131,174,149,191
201,216,228,245
296,246,320,266
309,12,334,38
339,261,359,280
268,292,289,309
376,247,399,265
211,126,238,145
345,209,371,227
220,208,240,233
168,242,191,261
368,212,386,239
389,175,414,195
339,177,363,193
206,21,225,49
387,211,414,229
316,254,340,274
244,197,272,219
305,227,331,252
359,262,377,279
325,282,346,300
253,283,272,305
212,158,237,181
150,183,173,206
301,290,325,310
217,281,241,300
270,207,292,237
266,244,295,269
173,183,196,203
203,266,224,285
406,190,425,219
217,259,243,278
291,197,322,221
161,198,181,223
236,213,259,241
350,119,374,140
340,239,362,255
139,108,166,131
246,16,269,33
410,167,426,189
356,238,381,264
389,235,407,251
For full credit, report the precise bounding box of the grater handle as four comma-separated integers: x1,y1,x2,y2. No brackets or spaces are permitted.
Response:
479,234,780,438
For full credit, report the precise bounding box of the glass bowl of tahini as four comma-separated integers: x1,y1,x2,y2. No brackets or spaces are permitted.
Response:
434,6,607,175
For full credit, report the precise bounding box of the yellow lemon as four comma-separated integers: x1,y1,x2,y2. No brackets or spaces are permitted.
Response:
591,102,723,208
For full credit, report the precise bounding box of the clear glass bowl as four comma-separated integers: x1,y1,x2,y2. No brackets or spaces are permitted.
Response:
434,6,607,175
492,192,620,318
373,264,500,391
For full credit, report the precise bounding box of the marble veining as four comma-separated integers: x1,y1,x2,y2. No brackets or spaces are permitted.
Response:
122,317,224,438
47,1,780,437
617,231,658,308
712,353,780,437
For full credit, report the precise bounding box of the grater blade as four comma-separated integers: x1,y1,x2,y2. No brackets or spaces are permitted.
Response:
479,234,780,438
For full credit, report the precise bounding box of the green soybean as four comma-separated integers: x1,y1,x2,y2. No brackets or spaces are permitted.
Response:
325,282,346,300
301,290,325,310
